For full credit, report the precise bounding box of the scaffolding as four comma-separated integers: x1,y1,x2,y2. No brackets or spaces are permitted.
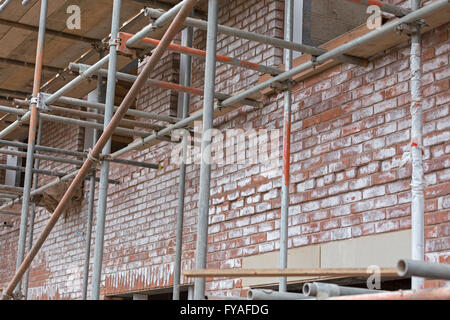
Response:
0,0,448,300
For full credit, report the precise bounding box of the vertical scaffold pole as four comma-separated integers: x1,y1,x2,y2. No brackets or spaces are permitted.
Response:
280,0,294,293
173,23,194,301
82,50,106,300
91,0,122,300
23,118,43,300
193,0,218,300
14,0,48,298
410,0,425,290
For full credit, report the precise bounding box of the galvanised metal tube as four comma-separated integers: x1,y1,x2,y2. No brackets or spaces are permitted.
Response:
44,55,110,106
121,33,282,75
0,163,120,184
0,185,24,194
0,147,83,166
109,0,449,161
410,0,425,291
83,60,105,300
126,0,187,47
100,157,160,170
53,96,178,123
173,23,193,301
0,139,86,158
0,139,160,170
279,0,293,293
0,111,31,139
82,173,96,300
145,8,367,66
303,282,385,298
344,0,410,17
48,105,163,131
329,287,450,300
194,0,218,301
0,193,18,199
91,0,122,300
248,289,311,300
0,0,11,12
0,210,20,216
219,0,449,108
208,295,248,300
70,63,263,107
14,0,48,298
0,138,87,158
397,259,450,281
0,105,152,138
15,98,162,131
23,118,43,300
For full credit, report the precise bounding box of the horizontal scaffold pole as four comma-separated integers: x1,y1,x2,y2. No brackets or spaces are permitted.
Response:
303,282,386,298
0,184,24,194
0,163,120,185
70,63,263,107
143,8,368,66
0,139,161,170
183,268,399,278
397,259,450,280
120,32,282,75
14,99,163,131
329,287,450,300
248,289,312,300
0,105,158,139
47,96,179,123
0,210,21,216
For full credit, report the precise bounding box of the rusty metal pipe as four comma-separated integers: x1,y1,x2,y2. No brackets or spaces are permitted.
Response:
1,0,199,300
70,63,262,107
13,0,48,297
121,32,281,75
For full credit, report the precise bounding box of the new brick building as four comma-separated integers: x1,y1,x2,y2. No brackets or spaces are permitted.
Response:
0,0,449,300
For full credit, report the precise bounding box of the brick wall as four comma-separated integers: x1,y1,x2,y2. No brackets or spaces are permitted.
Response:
0,0,449,299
